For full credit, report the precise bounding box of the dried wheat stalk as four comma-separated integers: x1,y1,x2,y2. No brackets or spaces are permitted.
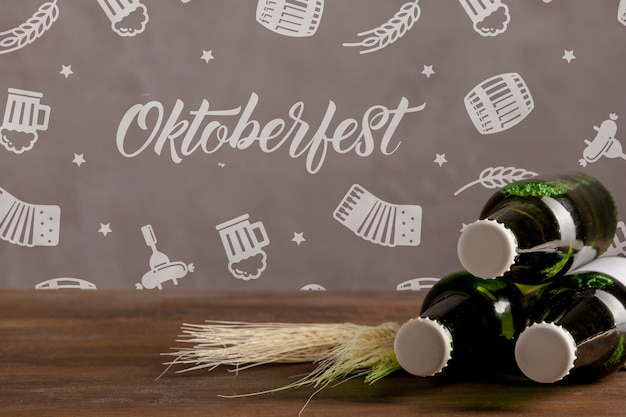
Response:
161,320,401,390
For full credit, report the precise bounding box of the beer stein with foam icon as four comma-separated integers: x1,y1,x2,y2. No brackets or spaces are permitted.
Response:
97,0,149,37
256,0,324,37
0,88,50,154
464,72,534,135
216,214,270,281
458,0,510,37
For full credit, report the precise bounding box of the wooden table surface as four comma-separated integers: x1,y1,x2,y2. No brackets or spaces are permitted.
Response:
1,290,625,417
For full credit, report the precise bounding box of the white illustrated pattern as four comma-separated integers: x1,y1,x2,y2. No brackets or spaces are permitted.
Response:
216,214,270,281
454,167,538,196
136,225,195,290
343,1,421,54
0,187,60,247
0,89,51,154
0,2,623,290
256,0,324,37
396,277,440,291
334,185,422,247
579,114,626,167
0,1,59,55
618,0,626,25
35,278,97,290
300,284,326,291
458,0,510,37
97,0,149,37
562,50,576,63
464,73,534,135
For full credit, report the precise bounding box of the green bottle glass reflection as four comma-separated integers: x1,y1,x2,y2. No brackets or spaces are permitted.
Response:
515,257,626,383
394,270,527,378
457,171,617,285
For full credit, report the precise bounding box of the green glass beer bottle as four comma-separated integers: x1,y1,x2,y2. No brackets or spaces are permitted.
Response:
394,270,527,377
515,256,626,383
457,171,617,285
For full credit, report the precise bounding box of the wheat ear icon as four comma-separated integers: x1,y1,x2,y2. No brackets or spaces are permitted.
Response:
343,0,421,54
0,1,59,55
454,166,538,196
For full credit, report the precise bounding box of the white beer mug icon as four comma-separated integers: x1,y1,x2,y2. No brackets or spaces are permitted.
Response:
216,214,270,280
97,0,149,37
1,88,51,154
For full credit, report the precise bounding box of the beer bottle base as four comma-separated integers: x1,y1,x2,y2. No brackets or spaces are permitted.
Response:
394,317,453,377
457,219,518,279
515,322,577,383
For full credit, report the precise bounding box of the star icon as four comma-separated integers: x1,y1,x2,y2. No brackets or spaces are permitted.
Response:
60,65,73,78
434,153,447,167
562,50,576,63
72,153,86,167
201,50,215,63
421,65,435,78
98,223,112,236
292,232,306,246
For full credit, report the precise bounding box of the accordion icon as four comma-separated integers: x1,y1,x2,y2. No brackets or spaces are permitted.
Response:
256,0,324,37
464,72,534,135
0,187,60,247
334,184,422,247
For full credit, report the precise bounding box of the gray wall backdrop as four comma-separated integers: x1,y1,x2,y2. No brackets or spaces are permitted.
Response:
1,0,625,290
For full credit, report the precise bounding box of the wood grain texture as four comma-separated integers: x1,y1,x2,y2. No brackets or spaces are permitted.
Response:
1,290,625,416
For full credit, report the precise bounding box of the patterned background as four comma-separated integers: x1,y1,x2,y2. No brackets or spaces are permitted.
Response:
1,0,625,291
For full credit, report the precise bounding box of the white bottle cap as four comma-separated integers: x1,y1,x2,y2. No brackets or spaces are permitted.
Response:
457,219,518,279
514,322,577,383
394,317,453,377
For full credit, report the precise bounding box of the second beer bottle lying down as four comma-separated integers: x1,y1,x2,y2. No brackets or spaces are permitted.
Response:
394,257,626,383
394,269,526,378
